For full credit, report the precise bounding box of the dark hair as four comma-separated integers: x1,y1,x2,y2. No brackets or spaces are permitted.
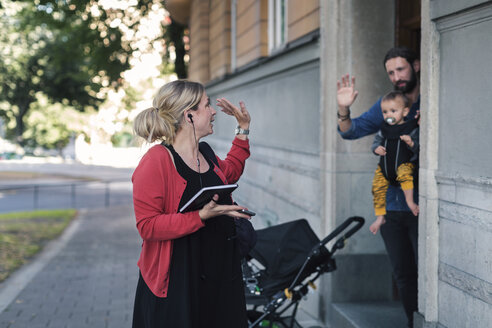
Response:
381,90,410,108
383,47,419,67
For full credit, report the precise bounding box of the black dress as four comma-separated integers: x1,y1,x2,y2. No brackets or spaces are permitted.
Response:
132,145,247,328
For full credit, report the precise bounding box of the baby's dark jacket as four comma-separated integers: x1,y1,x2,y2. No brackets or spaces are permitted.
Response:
374,118,419,185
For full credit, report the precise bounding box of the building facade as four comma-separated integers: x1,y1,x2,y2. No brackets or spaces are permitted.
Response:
165,0,492,327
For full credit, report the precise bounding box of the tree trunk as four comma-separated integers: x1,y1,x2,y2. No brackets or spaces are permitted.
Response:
15,100,31,146
169,20,187,79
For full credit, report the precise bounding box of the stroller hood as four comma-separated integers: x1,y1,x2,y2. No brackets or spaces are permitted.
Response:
249,219,326,281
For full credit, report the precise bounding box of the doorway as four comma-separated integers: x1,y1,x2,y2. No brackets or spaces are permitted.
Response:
396,0,421,53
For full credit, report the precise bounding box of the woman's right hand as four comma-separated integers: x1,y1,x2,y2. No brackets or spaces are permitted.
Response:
198,194,252,220
216,98,250,130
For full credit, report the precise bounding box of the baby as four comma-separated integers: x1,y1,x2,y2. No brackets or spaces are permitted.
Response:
370,91,419,234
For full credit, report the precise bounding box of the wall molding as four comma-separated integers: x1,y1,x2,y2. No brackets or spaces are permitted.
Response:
206,137,321,216
205,40,319,95
250,155,319,179
439,201,492,233
435,171,492,189
436,2,492,32
439,262,492,305
209,137,320,176
239,176,320,216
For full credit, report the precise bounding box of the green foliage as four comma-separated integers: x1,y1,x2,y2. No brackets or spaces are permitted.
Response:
111,131,135,148
22,93,89,153
0,2,39,140
121,84,141,112
0,0,162,143
19,0,132,108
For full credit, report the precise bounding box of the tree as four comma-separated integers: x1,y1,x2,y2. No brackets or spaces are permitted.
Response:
23,93,87,155
164,19,188,79
0,0,162,144
0,2,40,142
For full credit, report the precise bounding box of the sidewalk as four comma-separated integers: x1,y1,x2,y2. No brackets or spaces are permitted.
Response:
0,161,326,328
0,205,140,328
0,205,328,328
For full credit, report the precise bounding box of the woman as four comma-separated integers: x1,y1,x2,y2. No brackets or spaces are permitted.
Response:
131,80,252,328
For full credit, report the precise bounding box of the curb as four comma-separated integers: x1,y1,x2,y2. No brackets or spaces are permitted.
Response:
0,209,86,314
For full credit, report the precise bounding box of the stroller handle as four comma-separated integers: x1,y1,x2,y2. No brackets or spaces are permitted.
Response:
314,216,365,255
288,216,365,291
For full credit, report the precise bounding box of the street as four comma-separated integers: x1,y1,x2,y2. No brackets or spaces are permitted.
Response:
0,161,134,214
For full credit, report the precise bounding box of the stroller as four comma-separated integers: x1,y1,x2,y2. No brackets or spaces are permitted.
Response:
243,216,365,328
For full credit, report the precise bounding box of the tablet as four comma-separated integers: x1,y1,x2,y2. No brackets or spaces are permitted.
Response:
179,184,238,213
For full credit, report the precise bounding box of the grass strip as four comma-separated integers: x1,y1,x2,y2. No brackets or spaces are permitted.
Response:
0,209,77,282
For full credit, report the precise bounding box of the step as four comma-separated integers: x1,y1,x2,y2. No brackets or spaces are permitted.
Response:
332,301,407,328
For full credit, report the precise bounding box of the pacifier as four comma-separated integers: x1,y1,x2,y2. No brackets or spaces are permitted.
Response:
385,117,396,124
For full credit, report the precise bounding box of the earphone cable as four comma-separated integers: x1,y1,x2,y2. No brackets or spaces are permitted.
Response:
190,119,203,189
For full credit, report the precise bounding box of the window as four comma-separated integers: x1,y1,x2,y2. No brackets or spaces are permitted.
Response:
231,0,237,71
268,0,287,53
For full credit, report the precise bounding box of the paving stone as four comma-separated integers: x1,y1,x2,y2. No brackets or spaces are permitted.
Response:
0,205,140,328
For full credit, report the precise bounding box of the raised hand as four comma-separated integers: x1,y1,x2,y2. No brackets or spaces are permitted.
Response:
337,74,359,108
216,98,251,129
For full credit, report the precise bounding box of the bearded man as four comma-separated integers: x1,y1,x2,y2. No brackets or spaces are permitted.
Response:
335,47,420,328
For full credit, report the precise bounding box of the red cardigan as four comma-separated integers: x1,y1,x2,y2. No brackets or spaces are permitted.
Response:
132,137,250,297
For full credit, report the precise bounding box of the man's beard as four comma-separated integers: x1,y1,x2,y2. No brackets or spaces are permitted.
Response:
394,67,418,93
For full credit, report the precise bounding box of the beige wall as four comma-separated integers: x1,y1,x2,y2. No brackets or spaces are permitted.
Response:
188,0,210,83
236,0,268,68
186,0,320,83
288,0,319,42
209,0,231,80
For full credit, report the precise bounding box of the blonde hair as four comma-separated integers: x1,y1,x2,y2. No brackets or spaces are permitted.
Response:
133,80,204,144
